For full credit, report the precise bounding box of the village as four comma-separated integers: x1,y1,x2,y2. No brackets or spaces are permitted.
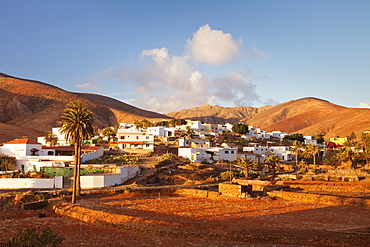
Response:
1,117,370,247
1,116,370,189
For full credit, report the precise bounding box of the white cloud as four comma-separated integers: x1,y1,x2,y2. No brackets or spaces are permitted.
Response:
355,102,370,108
186,24,241,66
78,25,270,113
245,47,272,61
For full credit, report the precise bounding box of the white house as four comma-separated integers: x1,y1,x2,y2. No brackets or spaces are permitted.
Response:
178,138,211,148
146,126,175,137
269,146,293,161
270,131,287,139
304,136,318,145
178,146,237,163
0,138,103,172
37,127,70,146
117,131,154,150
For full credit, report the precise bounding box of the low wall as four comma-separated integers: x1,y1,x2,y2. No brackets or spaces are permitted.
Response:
218,183,252,198
0,165,139,189
0,176,63,189
267,190,370,208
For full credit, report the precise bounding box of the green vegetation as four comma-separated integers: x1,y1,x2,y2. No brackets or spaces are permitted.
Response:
236,157,256,178
220,170,237,180
85,155,139,166
231,123,248,134
44,131,58,146
102,127,117,141
284,133,304,142
0,154,16,173
59,101,94,204
8,227,65,247
158,153,172,163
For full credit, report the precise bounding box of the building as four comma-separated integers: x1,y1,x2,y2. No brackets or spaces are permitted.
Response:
178,146,237,163
0,138,103,172
146,126,175,137
117,131,154,150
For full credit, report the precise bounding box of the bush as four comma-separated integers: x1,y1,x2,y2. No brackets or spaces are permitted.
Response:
8,227,65,246
85,155,139,165
158,153,172,163
220,171,238,180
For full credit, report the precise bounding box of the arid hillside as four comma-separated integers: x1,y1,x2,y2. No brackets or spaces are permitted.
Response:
167,104,273,124
0,73,171,143
244,97,370,137
168,97,370,138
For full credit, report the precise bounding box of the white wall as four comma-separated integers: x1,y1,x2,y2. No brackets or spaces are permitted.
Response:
0,177,63,189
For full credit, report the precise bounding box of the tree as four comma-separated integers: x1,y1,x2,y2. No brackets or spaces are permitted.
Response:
232,123,248,135
304,144,320,174
284,133,304,142
236,157,256,178
314,133,325,144
265,155,282,178
102,127,117,141
59,101,94,204
0,155,16,174
155,120,169,127
361,133,370,165
291,140,302,168
44,131,58,146
185,126,194,139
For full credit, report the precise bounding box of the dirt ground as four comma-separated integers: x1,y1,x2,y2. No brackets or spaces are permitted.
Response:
1,192,370,247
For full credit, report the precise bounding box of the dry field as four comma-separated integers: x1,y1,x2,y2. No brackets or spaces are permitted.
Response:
1,191,370,247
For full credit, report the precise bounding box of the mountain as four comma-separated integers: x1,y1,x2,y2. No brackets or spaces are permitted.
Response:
166,104,273,124
0,73,171,143
167,97,370,138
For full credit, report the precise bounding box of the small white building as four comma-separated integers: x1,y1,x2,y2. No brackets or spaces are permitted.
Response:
304,136,318,145
270,131,287,139
269,146,293,161
178,138,211,148
37,127,69,146
117,131,154,150
0,138,103,172
178,146,237,163
147,126,175,137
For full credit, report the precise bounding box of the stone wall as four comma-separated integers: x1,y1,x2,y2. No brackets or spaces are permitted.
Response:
218,182,252,198
267,191,370,208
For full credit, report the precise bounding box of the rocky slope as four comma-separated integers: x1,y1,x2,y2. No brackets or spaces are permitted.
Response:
0,73,171,143
168,97,370,138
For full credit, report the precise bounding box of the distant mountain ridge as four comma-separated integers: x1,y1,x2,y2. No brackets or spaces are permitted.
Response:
1,72,369,143
167,104,273,124
168,97,370,138
0,72,171,143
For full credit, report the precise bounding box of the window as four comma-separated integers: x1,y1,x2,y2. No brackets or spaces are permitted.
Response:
146,136,149,139
225,150,229,154
231,151,234,154
120,136,125,140
136,136,139,140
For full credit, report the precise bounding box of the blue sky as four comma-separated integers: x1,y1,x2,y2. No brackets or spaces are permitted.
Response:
1,0,369,113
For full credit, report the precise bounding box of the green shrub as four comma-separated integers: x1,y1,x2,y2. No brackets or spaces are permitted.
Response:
8,227,65,246
220,171,238,180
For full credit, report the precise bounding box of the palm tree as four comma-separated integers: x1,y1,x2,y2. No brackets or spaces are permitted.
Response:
237,157,256,178
305,144,320,174
44,131,58,146
102,127,117,141
291,140,302,168
185,126,194,139
0,155,17,174
59,101,94,204
265,155,282,178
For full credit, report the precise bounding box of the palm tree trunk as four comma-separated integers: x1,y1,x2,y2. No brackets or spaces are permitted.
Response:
72,144,79,204
313,154,316,174
76,139,81,196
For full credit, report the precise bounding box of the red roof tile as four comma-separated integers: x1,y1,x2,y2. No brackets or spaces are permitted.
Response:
4,138,41,145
